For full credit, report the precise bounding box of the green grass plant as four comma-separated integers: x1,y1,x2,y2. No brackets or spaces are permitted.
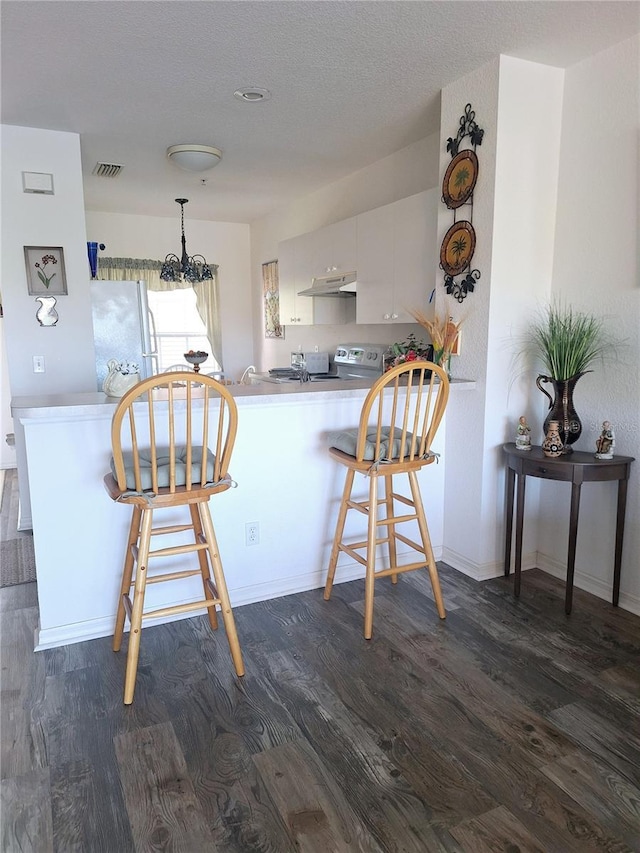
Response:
529,302,613,380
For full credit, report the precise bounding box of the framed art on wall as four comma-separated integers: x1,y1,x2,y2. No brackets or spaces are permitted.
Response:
262,259,284,338
24,246,67,296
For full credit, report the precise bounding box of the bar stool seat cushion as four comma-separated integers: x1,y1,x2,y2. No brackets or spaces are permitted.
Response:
328,427,417,461
111,445,216,490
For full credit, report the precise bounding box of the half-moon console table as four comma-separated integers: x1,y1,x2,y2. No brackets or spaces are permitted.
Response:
502,443,635,614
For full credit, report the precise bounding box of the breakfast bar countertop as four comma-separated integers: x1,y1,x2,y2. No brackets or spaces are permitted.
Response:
11,375,475,419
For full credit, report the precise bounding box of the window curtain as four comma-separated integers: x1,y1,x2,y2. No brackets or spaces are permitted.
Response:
97,257,222,368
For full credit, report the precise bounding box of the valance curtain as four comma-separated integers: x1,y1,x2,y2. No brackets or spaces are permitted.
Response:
97,257,222,368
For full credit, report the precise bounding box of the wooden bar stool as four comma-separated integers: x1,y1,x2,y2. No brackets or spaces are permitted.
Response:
324,361,450,639
104,372,244,704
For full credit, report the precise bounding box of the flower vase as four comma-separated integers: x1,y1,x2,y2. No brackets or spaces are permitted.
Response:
432,348,451,379
87,242,99,279
542,420,564,458
536,373,585,453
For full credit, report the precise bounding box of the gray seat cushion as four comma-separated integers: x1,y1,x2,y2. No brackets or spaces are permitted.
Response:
328,427,417,461
111,445,216,491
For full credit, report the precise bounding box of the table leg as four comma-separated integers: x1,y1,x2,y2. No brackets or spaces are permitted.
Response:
565,482,582,614
514,474,526,598
504,467,515,577
613,477,629,606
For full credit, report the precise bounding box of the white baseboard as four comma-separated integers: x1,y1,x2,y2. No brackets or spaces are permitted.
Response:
442,547,640,616
34,559,380,650
441,546,537,581
34,539,639,649
537,552,640,617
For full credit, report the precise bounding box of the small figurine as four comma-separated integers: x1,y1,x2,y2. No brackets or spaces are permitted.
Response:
515,416,532,450
542,420,564,457
595,421,615,459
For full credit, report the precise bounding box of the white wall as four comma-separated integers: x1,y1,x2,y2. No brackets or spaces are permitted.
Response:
437,59,501,578
0,320,16,469
438,43,639,614
439,57,565,579
542,35,640,609
482,57,564,565
250,134,442,371
1,125,98,515
85,212,254,382
1,126,97,397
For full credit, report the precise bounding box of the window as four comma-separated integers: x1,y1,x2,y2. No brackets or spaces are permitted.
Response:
147,288,220,371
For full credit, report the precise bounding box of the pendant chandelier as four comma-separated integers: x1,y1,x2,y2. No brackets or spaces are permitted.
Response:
160,198,213,284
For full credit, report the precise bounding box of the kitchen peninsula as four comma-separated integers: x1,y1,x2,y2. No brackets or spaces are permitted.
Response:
12,377,474,650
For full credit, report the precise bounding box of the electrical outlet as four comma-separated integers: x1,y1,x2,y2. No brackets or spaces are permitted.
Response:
33,355,45,373
245,522,259,546
314,345,319,352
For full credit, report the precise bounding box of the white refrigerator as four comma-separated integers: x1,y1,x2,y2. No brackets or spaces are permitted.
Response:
90,279,158,390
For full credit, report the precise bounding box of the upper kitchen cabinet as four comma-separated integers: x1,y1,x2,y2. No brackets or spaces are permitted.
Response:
356,189,438,324
354,204,395,323
278,234,314,325
310,217,357,279
278,231,350,326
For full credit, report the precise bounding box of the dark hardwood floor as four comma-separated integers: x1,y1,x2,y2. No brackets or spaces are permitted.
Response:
1,564,639,852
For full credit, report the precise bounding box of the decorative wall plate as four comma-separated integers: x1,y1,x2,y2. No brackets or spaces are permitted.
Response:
440,221,476,276
442,149,478,210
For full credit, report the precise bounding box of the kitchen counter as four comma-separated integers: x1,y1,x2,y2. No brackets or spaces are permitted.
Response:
12,376,475,650
11,374,474,417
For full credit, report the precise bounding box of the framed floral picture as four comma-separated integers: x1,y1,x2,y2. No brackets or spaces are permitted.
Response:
24,246,67,296
262,259,284,339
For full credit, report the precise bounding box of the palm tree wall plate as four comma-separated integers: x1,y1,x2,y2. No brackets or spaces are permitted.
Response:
442,149,478,209
440,221,476,276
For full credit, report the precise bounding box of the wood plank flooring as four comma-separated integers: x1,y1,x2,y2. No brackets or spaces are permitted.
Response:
1,565,639,852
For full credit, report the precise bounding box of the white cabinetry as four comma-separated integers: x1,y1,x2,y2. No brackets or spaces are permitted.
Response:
278,235,314,326
277,192,436,328
310,217,357,279
278,218,356,326
354,204,394,324
356,189,437,325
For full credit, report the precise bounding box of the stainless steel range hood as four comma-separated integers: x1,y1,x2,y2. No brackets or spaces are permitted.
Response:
297,271,357,298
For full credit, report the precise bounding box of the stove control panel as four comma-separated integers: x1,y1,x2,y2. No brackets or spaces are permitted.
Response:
334,344,387,367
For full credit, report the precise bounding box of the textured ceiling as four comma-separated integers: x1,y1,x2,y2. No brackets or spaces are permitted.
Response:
2,1,639,223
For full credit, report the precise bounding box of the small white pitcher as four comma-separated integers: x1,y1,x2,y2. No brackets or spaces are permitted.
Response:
103,359,140,398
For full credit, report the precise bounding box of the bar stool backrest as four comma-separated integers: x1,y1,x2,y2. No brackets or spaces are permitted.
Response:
110,372,238,496
355,361,449,467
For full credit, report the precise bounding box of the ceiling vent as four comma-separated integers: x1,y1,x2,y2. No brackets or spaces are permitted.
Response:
92,162,123,178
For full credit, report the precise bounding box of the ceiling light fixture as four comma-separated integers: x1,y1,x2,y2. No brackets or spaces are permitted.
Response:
160,198,213,284
166,144,222,172
233,87,271,103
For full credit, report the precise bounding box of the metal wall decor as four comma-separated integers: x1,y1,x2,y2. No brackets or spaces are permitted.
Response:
440,103,484,302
